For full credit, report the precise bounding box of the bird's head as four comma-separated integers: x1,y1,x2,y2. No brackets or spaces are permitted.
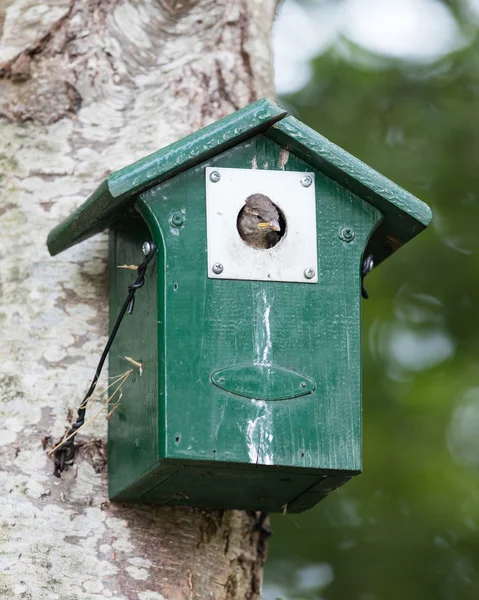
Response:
238,194,281,240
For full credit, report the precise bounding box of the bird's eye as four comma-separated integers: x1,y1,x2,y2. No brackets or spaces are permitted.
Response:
255,214,263,221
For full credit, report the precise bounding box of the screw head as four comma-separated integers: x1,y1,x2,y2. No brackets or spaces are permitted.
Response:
212,263,224,274
210,171,221,183
339,227,355,242
301,175,313,187
170,212,185,228
304,267,315,280
142,241,152,256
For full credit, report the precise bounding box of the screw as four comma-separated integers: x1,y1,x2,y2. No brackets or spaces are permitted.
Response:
170,212,185,228
142,241,152,256
210,171,221,183
364,256,374,274
339,227,355,242
301,175,313,187
304,267,315,280
212,263,224,274
300,381,307,388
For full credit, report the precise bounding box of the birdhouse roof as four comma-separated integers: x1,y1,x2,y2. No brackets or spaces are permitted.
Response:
47,98,431,265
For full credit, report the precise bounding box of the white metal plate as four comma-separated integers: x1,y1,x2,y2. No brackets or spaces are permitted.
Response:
206,167,318,283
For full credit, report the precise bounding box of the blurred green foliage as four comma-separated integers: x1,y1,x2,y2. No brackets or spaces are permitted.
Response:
264,6,479,600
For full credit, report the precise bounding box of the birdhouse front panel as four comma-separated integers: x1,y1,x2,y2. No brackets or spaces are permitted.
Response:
106,135,382,512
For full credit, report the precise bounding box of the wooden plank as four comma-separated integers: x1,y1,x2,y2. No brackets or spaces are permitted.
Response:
265,116,432,265
47,99,287,256
47,102,432,268
107,219,160,500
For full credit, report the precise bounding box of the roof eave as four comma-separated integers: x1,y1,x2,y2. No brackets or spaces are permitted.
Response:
47,98,287,256
47,102,432,262
265,116,432,266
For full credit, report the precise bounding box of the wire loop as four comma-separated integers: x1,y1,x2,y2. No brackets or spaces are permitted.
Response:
361,254,374,300
53,243,156,477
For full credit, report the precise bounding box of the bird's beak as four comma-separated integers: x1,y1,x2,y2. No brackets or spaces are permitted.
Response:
269,219,281,232
258,220,281,232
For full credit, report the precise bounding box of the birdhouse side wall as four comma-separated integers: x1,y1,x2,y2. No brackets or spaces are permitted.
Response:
107,218,160,499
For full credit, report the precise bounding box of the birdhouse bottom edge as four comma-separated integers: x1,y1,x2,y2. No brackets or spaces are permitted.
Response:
108,459,359,513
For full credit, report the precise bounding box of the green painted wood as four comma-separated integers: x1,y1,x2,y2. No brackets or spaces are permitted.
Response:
265,116,433,266
106,134,381,511
107,218,160,500
47,99,287,256
47,101,432,512
140,465,339,513
47,100,431,271
211,364,316,400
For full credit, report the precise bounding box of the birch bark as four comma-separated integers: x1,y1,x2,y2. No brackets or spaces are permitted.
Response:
0,1,276,598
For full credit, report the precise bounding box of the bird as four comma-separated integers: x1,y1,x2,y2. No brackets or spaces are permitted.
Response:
237,193,282,249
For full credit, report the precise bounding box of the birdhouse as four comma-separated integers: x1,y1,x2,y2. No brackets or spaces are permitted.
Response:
47,99,431,513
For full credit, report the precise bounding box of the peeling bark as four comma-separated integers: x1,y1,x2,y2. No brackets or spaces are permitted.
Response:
0,0,276,597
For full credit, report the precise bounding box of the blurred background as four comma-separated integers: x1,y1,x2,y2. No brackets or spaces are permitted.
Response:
264,0,479,598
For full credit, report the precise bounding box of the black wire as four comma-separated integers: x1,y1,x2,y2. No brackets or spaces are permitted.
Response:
53,243,156,477
254,511,272,538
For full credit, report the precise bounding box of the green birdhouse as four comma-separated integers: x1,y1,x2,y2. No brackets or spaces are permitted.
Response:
47,99,431,513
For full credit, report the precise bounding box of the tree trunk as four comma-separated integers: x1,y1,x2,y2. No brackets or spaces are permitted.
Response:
0,1,276,598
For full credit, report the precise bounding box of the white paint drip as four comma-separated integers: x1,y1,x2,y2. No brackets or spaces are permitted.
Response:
246,400,274,465
249,292,275,463
279,147,290,169
254,290,272,366
262,303,272,365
